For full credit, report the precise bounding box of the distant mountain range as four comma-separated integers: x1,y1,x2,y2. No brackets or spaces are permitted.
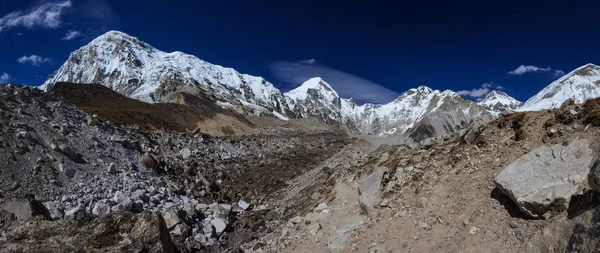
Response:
40,31,600,140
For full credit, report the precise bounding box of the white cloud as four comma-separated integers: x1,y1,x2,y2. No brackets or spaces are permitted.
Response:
299,58,316,64
554,70,565,77
17,55,51,66
0,0,72,32
508,65,564,76
62,30,82,40
457,82,499,99
0,73,10,83
269,59,400,104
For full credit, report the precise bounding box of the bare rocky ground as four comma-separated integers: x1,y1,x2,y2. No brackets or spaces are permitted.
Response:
4,83,600,253
0,84,369,252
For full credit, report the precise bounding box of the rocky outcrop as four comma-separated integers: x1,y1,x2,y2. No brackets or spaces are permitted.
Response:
494,139,593,219
358,167,387,216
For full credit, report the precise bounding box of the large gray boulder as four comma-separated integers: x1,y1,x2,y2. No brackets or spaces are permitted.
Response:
358,167,387,216
494,139,593,219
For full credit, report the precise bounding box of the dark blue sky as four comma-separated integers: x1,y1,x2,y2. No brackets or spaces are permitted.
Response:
1,0,599,103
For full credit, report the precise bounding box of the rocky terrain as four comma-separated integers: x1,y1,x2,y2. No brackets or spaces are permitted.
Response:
5,28,600,253
0,84,371,252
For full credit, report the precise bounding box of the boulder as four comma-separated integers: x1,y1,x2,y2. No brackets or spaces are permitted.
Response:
58,144,82,161
588,157,600,192
139,154,158,169
162,210,181,230
2,199,51,220
211,218,227,234
358,167,387,216
92,202,111,215
463,121,484,144
43,202,63,219
494,139,593,219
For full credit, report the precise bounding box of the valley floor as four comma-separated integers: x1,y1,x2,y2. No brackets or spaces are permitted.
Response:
3,84,600,252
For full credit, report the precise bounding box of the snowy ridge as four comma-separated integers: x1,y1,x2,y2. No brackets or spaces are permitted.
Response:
41,31,290,116
42,30,492,139
519,63,600,111
477,90,522,115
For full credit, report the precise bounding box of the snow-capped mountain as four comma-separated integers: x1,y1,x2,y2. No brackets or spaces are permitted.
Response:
519,63,600,111
42,30,492,140
477,90,522,115
41,31,293,117
283,79,492,139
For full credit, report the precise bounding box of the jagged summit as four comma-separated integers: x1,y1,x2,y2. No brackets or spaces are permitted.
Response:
285,77,339,102
519,63,600,111
477,90,522,115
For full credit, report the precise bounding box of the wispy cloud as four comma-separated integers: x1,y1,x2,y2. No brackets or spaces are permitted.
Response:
0,73,10,83
269,59,400,104
62,30,82,40
509,65,564,77
457,82,503,99
0,0,72,32
17,55,51,66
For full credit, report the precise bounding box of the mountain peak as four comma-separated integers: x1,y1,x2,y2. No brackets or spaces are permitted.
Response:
477,90,522,115
284,77,339,102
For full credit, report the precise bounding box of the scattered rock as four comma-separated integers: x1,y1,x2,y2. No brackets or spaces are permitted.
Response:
314,202,328,212
139,154,158,169
510,221,520,228
43,202,63,219
92,202,111,215
108,162,117,174
238,200,250,210
180,148,191,159
494,139,593,219
211,218,227,234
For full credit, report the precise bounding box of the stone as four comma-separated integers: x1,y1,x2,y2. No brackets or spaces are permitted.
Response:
307,222,321,235
494,139,593,219
108,163,117,174
314,202,328,212
211,218,227,234
510,221,520,228
289,216,303,224
238,200,250,210
162,210,181,229
43,202,63,219
64,167,76,179
358,167,387,216
139,154,157,169
379,199,390,207
58,144,82,161
180,148,191,159
92,202,111,215
2,199,51,220
194,233,207,244
171,223,190,237
328,216,363,250
464,121,484,144
64,206,86,220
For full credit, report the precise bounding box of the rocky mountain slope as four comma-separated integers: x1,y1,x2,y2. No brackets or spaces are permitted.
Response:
477,90,522,115
41,31,491,140
0,84,367,252
519,63,600,111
